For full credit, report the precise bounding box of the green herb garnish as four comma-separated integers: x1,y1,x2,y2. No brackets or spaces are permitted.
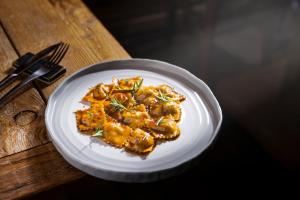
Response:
156,116,164,126
92,128,103,137
110,98,127,111
132,79,143,93
87,111,94,118
156,90,171,102
112,79,143,94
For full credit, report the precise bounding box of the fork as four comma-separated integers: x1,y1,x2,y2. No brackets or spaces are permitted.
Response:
0,43,69,107
0,42,61,91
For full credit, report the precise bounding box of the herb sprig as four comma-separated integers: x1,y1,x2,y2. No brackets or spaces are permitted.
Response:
87,111,94,118
156,116,164,126
132,79,143,93
110,98,127,111
112,79,143,94
92,128,103,137
156,90,171,102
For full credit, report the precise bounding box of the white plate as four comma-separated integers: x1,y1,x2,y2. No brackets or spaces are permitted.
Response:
45,59,222,182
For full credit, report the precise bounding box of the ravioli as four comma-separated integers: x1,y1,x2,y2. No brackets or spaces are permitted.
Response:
82,83,112,102
102,121,131,148
75,76,185,154
75,102,106,133
149,116,180,139
121,104,151,129
125,128,155,154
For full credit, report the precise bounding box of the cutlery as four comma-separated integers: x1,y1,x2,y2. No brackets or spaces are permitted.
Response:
13,53,67,84
0,43,69,107
0,42,61,91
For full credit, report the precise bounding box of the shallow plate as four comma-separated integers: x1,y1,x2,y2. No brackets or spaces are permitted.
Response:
45,59,222,182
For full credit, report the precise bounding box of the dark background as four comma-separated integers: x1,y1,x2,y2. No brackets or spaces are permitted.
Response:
27,0,299,199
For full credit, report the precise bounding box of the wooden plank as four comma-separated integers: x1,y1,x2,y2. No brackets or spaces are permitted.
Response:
0,0,130,198
0,25,48,158
0,0,130,98
0,143,84,199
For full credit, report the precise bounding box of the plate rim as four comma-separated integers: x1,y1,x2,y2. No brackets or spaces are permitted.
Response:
45,58,222,182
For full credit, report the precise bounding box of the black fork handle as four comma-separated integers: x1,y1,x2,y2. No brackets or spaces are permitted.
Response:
0,73,18,92
0,73,40,108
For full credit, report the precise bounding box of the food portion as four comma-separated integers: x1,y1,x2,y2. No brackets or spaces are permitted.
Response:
75,76,185,154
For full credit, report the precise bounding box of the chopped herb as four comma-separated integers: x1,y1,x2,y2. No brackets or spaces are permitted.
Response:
112,79,143,94
142,135,148,141
132,79,143,93
156,90,171,102
87,111,93,118
156,116,164,126
92,128,103,137
110,98,127,111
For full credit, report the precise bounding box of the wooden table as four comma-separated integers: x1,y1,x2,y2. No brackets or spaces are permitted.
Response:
0,0,130,199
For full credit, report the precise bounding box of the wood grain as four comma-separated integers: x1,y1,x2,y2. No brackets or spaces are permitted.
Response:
0,25,48,159
0,0,130,98
0,0,130,198
0,143,84,199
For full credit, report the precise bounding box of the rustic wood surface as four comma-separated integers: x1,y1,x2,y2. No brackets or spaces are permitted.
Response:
0,0,130,98
0,0,130,199
0,143,84,200
0,25,48,159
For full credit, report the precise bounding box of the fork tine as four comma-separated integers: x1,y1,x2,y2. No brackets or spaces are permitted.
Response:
47,42,63,62
50,43,69,66
54,44,69,65
45,45,63,68
46,43,66,67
